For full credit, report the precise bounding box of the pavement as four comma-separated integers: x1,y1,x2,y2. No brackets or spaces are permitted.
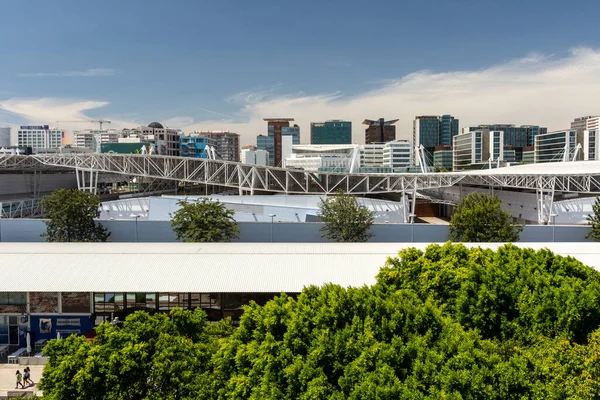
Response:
0,364,43,398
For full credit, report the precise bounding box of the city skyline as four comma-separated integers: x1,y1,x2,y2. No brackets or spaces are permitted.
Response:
1,0,600,145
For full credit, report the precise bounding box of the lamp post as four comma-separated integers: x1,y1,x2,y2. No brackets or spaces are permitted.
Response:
408,213,417,243
269,213,276,243
133,215,140,243
550,213,558,242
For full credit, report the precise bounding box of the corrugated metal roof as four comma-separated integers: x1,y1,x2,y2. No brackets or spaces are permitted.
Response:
0,243,598,292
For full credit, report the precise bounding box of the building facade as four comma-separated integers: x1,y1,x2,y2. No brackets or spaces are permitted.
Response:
383,140,412,169
534,130,578,163
363,118,398,144
260,118,295,166
433,146,453,171
467,124,547,160
200,131,240,162
310,120,352,144
121,122,181,156
0,126,11,147
583,130,599,161
180,135,217,158
413,115,459,154
73,129,120,153
241,145,268,165
16,125,64,152
453,130,504,171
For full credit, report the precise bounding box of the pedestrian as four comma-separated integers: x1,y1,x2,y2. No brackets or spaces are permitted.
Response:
24,367,34,386
15,370,24,389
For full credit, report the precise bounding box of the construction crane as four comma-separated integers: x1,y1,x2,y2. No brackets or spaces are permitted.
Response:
56,119,112,130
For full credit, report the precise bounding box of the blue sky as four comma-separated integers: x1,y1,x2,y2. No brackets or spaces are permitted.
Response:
1,0,600,143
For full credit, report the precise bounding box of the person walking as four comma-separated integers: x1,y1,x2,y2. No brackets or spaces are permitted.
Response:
15,370,25,389
24,367,34,386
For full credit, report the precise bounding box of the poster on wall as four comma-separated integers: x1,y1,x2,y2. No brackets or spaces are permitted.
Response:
30,292,59,313
39,318,52,334
61,293,90,313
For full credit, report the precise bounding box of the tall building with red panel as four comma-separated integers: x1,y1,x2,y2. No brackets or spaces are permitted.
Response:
261,118,295,166
363,118,398,144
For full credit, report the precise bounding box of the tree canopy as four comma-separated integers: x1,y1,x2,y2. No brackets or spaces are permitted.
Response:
171,198,240,242
449,192,522,242
586,196,600,241
317,191,375,242
39,243,600,399
40,189,109,242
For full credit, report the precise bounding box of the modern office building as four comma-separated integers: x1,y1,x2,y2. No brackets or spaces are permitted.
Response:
180,135,217,158
383,140,412,169
453,130,504,171
571,116,599,137
522,146,535,164
240,145,268,166
467,124,547,160
310,120,352,144
72,129,120,153
534,130,578,163
285,145,357,172
583,130,599,161
200,131,240,162
363,118,398,144
0,126,11,147
433,146,453,171
260,118,295,167
16,125,64,152
413,115,459,154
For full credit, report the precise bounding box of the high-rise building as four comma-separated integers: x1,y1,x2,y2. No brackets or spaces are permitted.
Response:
190,131,240,162
413,115,459,154
363,118,398,144
260,118,295,166
17,125,64,152
584,130,599,161
534,130,578,163
310,120,352,144
571,116,599,137
121,122,181,156
433,146,453,171
453,130,504,171
73,129,120,153
0,126,10,147
467,124,547,160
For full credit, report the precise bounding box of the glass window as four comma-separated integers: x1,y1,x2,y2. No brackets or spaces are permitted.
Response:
30,292,59,313
61,292,90,313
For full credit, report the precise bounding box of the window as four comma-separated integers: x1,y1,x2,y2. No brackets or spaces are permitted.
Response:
62,292,90,313
30,292,59,313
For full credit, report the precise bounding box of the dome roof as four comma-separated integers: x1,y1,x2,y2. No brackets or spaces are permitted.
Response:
148,122,164,129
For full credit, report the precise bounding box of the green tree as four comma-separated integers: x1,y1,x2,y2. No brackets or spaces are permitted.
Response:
171,198,239,242
317,191,375,242
586,196,600,241
40,189,109,242
449,192,522,242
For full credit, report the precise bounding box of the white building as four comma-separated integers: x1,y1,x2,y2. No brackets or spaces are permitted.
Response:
281,136,294,168
285,144,357,172
241,146,268,166
583,130,599,161
383,140,412,168
121,122,181,156
453,130,504,171
360,144,385,168
73,129,120,153
16,125,63,152
0,126,10,147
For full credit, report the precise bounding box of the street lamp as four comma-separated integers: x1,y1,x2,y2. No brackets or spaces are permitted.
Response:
131,214,141,242
269,213,276,243
550,213,558,242
408,213,417,243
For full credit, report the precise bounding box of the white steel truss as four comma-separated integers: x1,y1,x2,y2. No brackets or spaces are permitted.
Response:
1,154,600,196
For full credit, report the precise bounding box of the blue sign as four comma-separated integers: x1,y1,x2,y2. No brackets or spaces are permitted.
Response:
20,125,49,130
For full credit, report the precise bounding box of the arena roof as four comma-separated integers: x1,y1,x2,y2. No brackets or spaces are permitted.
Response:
459,160,600,176
0,243,598,293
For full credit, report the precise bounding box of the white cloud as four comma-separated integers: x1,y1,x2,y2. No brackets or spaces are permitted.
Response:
18,68,116,77
4,48,600,147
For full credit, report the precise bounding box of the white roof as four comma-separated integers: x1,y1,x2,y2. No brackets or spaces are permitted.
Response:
0,243,599,293
456,160,600,176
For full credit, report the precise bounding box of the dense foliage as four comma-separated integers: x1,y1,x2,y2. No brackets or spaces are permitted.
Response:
449,192,522,242
171,198,239,242
317,191,375,242
586,196,600,241
40,244,600,399
40,189,109,242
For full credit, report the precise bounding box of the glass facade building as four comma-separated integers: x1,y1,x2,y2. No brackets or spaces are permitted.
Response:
534,130,577,163
468,124,547,161
180,136,217,158
363,118,398,144
310,120,352,144
452,130,504,171
413,115,459,164
584,130,598,161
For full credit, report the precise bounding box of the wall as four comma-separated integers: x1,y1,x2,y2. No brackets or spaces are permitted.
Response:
0,219,592,243
0,173,77,199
